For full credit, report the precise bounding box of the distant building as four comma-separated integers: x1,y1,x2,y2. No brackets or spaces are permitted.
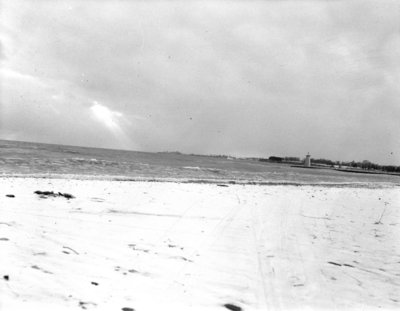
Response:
304,153,311,167
269,156,284,162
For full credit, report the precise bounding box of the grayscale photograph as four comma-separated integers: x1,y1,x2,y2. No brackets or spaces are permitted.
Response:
0,0,399,310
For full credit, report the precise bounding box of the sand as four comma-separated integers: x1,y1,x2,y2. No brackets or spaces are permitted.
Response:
0,177,399,310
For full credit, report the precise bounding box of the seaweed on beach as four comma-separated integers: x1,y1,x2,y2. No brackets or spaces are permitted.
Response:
223,303,242,311
34,190,75,199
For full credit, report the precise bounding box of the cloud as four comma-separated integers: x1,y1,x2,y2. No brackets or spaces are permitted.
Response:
1,0,399,164
0,41,5,60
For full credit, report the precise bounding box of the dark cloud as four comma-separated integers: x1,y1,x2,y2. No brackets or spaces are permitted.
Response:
1,0,399,164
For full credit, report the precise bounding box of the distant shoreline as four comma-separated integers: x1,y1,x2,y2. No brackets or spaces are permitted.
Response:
333,168,400,176
290,164,400,177
1,174,398,189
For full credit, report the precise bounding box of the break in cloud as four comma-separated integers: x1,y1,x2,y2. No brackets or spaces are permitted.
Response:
0,0,399,164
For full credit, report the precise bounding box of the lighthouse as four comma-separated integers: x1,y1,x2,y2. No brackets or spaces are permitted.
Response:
304,153,311,167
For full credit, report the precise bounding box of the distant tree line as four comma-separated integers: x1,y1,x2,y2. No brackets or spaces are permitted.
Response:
311,158,400,173
260,156,400,173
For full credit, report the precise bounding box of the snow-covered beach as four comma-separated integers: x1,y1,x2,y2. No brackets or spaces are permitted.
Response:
1,177,399,310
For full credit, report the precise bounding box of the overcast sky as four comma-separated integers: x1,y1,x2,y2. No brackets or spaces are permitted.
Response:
1,0,399,164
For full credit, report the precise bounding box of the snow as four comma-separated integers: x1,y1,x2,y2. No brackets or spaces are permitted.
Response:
0,177,399,310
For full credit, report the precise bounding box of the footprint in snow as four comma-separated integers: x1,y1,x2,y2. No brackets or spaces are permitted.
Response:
78,301,96,309
31,265,53,274
91,197,105,202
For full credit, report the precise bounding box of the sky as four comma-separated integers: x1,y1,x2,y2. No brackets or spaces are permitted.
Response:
1,0,399,165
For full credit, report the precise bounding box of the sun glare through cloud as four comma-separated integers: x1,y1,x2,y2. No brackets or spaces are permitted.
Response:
90,102,122,131
90,102,134,149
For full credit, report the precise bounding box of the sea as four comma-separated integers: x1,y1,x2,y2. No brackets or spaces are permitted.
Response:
0,139,399,185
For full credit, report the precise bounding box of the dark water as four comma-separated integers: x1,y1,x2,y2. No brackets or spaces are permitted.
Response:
0,139,399,185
